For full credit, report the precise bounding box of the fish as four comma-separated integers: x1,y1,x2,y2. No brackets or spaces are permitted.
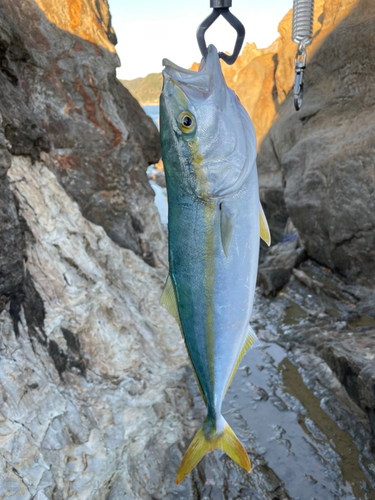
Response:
159,44,270,484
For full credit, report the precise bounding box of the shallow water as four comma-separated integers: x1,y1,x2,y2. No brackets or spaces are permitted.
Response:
143,104,159,128
224,342,372,499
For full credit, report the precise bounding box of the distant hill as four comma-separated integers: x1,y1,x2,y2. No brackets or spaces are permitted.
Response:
121,73,163,105
120,42,276,107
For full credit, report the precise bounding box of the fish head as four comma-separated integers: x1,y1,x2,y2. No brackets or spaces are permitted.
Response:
160,44,256,200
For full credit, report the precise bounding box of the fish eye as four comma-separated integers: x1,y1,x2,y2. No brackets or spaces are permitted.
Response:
178,111,196,134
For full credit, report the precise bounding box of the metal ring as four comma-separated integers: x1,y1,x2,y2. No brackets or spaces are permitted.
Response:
196,7,245,65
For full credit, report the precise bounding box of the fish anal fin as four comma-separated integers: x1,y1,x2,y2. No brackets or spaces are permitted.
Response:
160,274,207,405
220,203,236,258
259,203,271,246
176,416,250,484
225,326,260,394
160,274,182,329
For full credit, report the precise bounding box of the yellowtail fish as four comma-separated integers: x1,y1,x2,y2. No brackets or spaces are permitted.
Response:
159,44,270,484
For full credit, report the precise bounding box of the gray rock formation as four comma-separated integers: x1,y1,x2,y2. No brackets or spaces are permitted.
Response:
0,156,198,498
257,220,306,296
0,0,165,268
0,1,190,496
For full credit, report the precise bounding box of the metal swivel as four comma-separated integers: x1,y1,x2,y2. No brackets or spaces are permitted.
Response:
292,0,314,110
197,0,245,65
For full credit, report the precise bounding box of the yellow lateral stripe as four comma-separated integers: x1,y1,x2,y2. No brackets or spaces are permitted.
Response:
187,133,216,390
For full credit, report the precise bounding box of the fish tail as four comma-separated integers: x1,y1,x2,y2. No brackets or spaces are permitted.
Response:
176,415,251,484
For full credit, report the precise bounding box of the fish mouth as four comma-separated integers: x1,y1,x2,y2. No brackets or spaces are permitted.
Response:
162,45,223,96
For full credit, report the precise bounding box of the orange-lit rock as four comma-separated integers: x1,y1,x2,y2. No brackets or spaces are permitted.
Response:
1,0,164,267
35,0,117,51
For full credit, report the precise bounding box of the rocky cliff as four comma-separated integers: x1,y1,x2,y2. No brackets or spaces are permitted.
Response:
0,156,197,498
0,0,165,269
230,0,375,287
0,0,191,497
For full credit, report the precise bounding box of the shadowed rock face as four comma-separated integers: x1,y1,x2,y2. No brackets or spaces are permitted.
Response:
0,0,165,269
0,2,188,494
257,0,375,286
226,0,374,286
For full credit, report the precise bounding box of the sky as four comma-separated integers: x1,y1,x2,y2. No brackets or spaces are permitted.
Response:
109,0,292,81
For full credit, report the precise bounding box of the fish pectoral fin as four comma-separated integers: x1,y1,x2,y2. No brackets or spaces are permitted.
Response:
160,274,182,329
225,326,260,394
220,203,236,258
259,203,271,246
176,416,251,484
160,274,207,406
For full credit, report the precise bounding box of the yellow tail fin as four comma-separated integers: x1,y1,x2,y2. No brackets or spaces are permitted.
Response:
176,416,251,484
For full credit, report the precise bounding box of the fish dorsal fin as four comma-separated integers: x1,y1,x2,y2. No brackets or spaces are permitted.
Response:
225,326,260,394
220,203,236,258
259,203,271,246
160,275,207,405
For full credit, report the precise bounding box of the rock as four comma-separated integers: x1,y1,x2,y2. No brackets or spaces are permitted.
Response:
319,334,375,447
0,0,165,268
293,268,320,291
255,0,375,285
258,266,293,298
266,256,375,453
152,169,166,188
0,155,197,498
335,320,347,331
0,1,194,495
257,221,306,296
0,121,24,312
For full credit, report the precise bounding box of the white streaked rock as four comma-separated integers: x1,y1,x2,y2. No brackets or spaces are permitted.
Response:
0,155,199,499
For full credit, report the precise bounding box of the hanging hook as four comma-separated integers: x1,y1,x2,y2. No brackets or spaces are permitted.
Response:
294,41,307,111
196,0,245,65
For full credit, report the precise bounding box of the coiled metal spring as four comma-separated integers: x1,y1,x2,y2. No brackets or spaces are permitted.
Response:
292,0,314,110
292,0,314,46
